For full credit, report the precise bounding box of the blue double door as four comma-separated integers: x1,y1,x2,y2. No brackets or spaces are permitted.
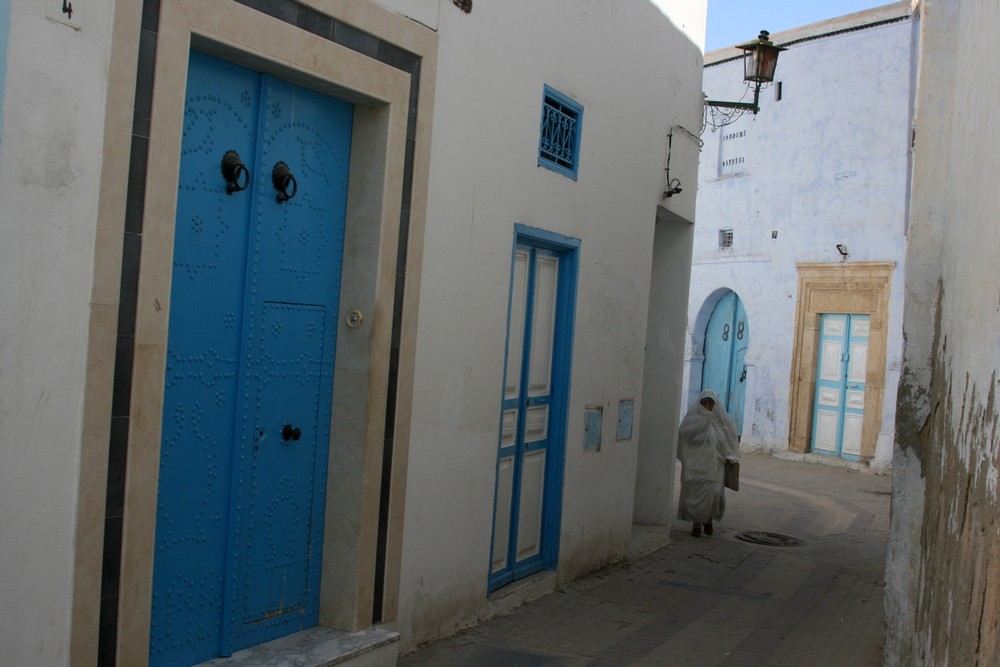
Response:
702,291,749,434
490,230,577,592
811,314,869,461
150,52,353,664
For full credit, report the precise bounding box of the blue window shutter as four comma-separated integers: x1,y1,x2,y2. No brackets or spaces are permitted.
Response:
538,85,583,180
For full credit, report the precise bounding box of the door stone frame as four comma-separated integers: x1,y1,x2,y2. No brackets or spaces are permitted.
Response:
788,262,894,457
69,1,437,663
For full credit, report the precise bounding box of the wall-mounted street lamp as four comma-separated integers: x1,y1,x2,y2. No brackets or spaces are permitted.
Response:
705,30,786,116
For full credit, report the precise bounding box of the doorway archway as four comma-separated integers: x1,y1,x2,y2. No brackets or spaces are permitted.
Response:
701,290,749,435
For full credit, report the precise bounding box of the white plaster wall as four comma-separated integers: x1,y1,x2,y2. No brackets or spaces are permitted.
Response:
931,4,1000,402
687,18,913,468
371,0,440,30
886,0,1000,661
0,1,113,664
397,0,705,648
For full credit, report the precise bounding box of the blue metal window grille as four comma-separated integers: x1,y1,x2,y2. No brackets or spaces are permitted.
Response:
539,86,583,179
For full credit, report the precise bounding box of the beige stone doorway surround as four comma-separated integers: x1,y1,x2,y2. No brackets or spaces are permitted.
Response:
67,1,437,663
788,262,894,457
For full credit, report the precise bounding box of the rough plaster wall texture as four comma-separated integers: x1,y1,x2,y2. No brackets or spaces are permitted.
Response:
397,0,705,649
917,350,1000,665
884,1,953,663
690,21,912,460
904,0,1000,663
0,2,113,664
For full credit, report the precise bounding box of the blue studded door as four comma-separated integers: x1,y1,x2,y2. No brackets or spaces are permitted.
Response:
150,51,353,665
701,291,749,434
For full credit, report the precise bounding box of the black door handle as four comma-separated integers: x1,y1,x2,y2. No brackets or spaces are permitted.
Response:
282,424,302,442
272,162,298,202
221,150,250,194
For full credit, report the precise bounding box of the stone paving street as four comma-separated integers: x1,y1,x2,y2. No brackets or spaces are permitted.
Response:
400,453,891,666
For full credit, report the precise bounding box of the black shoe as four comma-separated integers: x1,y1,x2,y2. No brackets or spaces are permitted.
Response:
704,521,714,536
691,523,702,537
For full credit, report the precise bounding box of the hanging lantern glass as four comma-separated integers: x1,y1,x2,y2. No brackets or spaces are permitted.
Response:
738,30,786,83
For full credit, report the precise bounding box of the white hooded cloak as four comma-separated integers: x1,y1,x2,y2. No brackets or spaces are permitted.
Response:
676,389,741,523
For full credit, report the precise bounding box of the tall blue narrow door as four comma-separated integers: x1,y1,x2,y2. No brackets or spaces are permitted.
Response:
811,314,869,461
150,52,353,665
490,230,578,592
702,292,749,433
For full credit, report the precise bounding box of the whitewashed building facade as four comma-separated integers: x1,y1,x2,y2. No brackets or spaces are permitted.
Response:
685,2,915,471
0,1,705,665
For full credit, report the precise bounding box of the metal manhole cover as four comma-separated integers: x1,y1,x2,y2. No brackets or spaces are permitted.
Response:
735,531,802,547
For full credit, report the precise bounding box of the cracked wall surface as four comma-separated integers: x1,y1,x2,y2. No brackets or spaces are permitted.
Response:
912,331,1000,664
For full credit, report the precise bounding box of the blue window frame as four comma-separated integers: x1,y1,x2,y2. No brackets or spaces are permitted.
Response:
538,85,583,180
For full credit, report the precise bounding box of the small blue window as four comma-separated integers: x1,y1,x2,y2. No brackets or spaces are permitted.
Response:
539,85,583,180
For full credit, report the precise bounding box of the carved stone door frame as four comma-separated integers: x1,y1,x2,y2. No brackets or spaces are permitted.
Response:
788,262,895,457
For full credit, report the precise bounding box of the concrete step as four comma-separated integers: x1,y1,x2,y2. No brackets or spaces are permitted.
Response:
197,626,399,667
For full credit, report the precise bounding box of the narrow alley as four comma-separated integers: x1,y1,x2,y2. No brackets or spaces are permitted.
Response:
401,453,891,666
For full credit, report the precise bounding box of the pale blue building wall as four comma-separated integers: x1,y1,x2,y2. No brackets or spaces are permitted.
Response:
686,6,915,470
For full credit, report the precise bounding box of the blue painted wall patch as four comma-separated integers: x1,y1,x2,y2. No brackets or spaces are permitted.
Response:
584,405,603,451
616,399,634,441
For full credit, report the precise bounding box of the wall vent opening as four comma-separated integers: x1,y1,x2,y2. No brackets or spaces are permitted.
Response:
718,123,748,177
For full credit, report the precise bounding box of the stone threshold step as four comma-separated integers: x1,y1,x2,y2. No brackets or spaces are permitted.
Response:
197,626,400,667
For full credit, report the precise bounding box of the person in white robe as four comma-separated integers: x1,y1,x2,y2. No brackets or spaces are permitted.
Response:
676,389,740,536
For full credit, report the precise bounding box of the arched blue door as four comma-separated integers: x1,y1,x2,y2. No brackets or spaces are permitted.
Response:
702,292,749,434
150,51,353,665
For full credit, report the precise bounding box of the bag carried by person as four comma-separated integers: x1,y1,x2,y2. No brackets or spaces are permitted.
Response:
724,460,740,491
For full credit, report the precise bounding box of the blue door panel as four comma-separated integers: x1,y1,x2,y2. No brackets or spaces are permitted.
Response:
728,297,749,433
150,52,260,666
489,233,578,593
235,304,326,629
702,292,748,434
811,314,868,461
152,51,352,665
702,292,734,409
228,72,353,652
500,245,550,585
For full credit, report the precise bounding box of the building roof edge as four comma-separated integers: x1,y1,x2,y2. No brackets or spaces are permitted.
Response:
705,1,913,67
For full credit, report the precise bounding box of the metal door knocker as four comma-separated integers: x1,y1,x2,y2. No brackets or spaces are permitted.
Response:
221,150,250,194
282,424,302,442
272,162,298,203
